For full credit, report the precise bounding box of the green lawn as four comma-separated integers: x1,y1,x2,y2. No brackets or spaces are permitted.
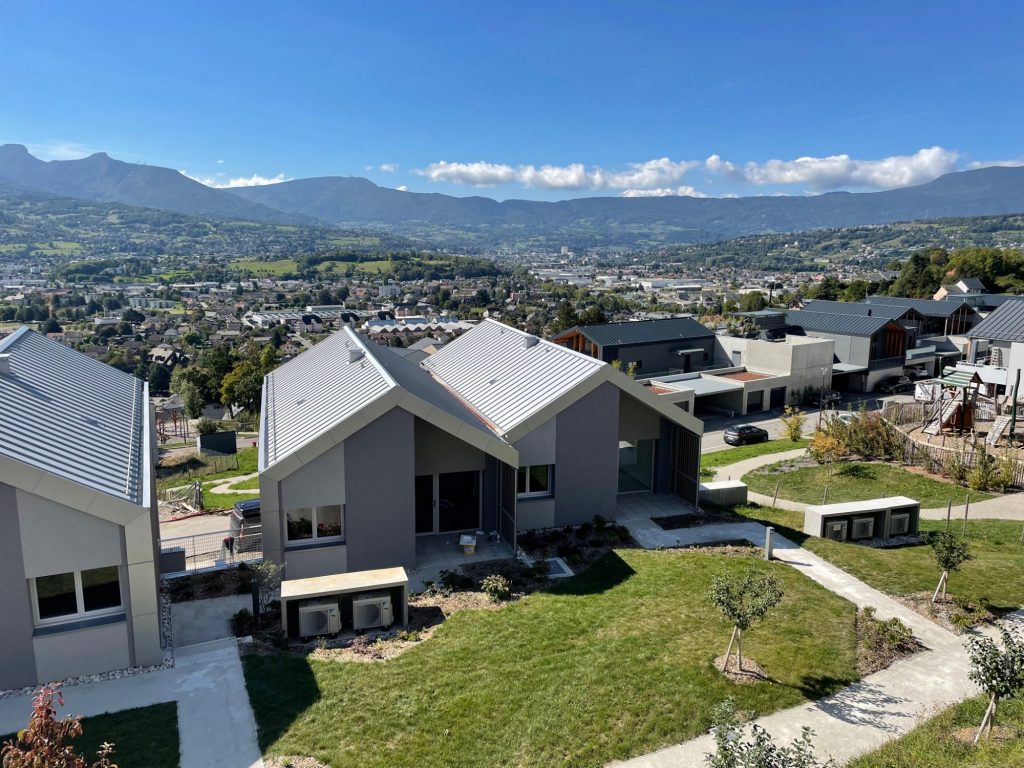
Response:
243,549,859,768
734,506,1024,611
743,459,994,508
700,439,809,480
158,447,258,492
849,695,1024,767
223,476,260,491
2,702,179,768
229,258,299,276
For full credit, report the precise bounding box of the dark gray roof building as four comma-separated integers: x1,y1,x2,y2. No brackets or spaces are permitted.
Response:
968,299,1024,343
565,317,713,347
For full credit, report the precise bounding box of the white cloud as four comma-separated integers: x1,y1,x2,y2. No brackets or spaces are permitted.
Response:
731,146,959,190
415,157,697,191
620,186,706,198
379,163,399,173
968,157,1024,169
180,170,290,188
396,185,408,192
216,159,225,164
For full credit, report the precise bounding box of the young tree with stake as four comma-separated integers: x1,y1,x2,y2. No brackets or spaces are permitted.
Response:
710,570,784,673
929,531,972,604
965,628,1024,745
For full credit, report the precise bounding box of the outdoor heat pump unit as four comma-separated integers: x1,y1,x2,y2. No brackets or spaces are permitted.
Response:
889,513,910,537
298,599,342,639
851,517,875,540
352,593,395,631
824,520,848,542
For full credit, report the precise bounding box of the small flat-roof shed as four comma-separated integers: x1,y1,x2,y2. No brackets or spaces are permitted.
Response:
280,567,409,637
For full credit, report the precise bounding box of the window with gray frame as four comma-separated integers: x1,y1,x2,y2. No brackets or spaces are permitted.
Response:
33,566,122,624
517,465,553,498
286,504,344,543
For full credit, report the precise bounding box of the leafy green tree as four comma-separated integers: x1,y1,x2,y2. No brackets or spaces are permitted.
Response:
221,360,264,415
147,363,172,393
39,316,62,334
579,304,607,326
966,628,1024,744
710,570,784,672
739,292,766,312
549,300,579,334
929,531,972,603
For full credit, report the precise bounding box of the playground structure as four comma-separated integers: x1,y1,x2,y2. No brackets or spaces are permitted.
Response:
155,397,191,444
918,366,1024,447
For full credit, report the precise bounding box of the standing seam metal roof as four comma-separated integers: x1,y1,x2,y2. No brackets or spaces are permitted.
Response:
864,295,975,318
423,319,606,435
800,299,911,320
785,310,895,337
0,327,146,504
570,317,714,347
261,326,505,468
262,327,394,467
967,299,1024,343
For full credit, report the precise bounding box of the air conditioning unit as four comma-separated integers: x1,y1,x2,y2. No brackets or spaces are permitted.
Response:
298,599,341,639
851,517,875,540
889,513,910,537
352,593,394,631
824,520,848,542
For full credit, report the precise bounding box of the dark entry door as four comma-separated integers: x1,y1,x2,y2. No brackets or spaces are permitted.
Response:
770,387,786,409
438,471,481,532
415,475,434,534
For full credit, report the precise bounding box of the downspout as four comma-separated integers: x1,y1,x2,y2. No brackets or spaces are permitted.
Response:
1011,369,1021,447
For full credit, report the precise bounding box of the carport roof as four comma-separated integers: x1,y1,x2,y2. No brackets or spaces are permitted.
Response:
651,375,743,397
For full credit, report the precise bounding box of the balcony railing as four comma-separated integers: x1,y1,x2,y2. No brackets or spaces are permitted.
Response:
160,526,262,575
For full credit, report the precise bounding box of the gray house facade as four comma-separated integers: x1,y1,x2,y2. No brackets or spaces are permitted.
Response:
552,318,716,376
0,328,162,690
259,320,703,580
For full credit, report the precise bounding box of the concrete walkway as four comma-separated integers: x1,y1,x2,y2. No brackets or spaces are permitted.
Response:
615,496,1023,766
0,639,263,768
711,448,1024,520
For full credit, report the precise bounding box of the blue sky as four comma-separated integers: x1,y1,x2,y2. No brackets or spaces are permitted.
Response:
2,1,1023,200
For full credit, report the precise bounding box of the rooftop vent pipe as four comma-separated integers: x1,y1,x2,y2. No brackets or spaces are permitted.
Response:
349,348,365,363
523,335,539,349
0,354,9,375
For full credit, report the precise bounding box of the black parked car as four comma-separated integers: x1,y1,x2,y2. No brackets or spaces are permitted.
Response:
876,376,912,394
723,424,770,446
820,389,842,407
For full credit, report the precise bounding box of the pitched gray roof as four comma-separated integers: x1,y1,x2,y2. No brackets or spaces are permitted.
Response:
0,327,148,504
800,299,910,320
785,310,894,337
424,319,605,435
864,295,976,319
968,299,1024,343
569,317,713,347
260,326,505,469
261,327,393,468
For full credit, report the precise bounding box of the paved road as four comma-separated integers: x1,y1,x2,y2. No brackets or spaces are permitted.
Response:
700,393,909,452
161,511,235,541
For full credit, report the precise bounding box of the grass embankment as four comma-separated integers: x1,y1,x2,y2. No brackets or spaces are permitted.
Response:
244,548,859,768
700,439,809,480
743,459,994,508
734,506,1024,612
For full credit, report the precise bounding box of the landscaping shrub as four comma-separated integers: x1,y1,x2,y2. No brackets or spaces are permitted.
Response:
230,608,254,636
943,447,970,486
968,444,998,492
861,607,914,655
481,574,511,602
439,569,474,591
556,541,580,559
575,522,594,540
195,417,223,436
780,406,806,442
593,514,608,530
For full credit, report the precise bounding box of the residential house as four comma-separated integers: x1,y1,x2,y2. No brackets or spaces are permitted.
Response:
786,310,907,391
258,320,703,581
552,317,716,376
968,299,1024,400
0,328,162,689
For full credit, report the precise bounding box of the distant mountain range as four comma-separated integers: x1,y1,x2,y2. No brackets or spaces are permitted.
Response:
4,143,1024,247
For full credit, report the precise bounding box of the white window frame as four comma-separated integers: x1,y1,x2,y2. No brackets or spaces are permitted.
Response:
285,503,346,545
517,464,554,499
30,566,124,627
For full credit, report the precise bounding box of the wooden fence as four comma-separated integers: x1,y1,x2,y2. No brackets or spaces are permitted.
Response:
881,402,1024,489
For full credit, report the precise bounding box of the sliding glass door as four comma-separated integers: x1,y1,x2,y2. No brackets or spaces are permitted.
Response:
416,471,481,534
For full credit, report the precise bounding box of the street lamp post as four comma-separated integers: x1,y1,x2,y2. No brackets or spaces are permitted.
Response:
817,367,825,429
